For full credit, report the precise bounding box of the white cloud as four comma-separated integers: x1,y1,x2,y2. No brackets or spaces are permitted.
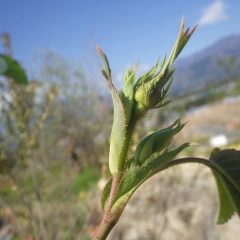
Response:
198,0,228,26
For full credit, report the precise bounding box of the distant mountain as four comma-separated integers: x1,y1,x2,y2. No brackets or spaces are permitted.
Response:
173,34,240,94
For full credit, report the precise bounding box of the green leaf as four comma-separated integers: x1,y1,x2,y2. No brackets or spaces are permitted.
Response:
121,66,137,124
96,46,111,82
143,143,189,174
167,19,197,66
109,93,127,174
111,165,149,212
134,60,160,88
96,47,127,174
210,148,240,224
115,166,148,200
123,66,136,99
0,56,8,73
0,54,28,84
213,172,236,224
111,143,189,213
101,178,112,210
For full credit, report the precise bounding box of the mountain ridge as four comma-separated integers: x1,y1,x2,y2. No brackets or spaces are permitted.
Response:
173,33,240,93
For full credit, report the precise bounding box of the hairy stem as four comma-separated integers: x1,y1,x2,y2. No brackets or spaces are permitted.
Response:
93,172,124,240
107,174,122,210
93,212,119,240
165,157,211,169
162,157,230,182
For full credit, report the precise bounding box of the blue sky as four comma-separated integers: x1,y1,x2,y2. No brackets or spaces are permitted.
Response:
0,0,240,79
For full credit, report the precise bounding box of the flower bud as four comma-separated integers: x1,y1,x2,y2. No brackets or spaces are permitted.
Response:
134,119,184,165
133,19,196,114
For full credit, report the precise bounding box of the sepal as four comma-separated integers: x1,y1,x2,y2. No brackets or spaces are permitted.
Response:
134,119,185,165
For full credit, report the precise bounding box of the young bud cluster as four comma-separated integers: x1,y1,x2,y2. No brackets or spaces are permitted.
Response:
97,19,196,174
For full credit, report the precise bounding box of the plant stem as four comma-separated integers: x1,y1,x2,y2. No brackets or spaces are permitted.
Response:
107,175,122,210
94,157,217,239
165,157,211,169
93,212,119,240
162,157,230,182
93,173,123,240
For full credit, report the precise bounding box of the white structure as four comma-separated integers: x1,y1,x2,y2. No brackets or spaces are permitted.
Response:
209,134,228,147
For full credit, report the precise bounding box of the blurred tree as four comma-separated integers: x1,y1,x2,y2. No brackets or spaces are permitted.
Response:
0,34,111,240
34,50,111,169
0,33,57,240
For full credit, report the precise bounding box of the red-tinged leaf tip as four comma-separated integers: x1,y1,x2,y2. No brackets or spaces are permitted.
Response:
185,28,190,36
95,46,110,69
96,45,103,55
95,45,100,51
180,17,185,30
96,46,109,64
179,17,197,39
189,25,198,36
